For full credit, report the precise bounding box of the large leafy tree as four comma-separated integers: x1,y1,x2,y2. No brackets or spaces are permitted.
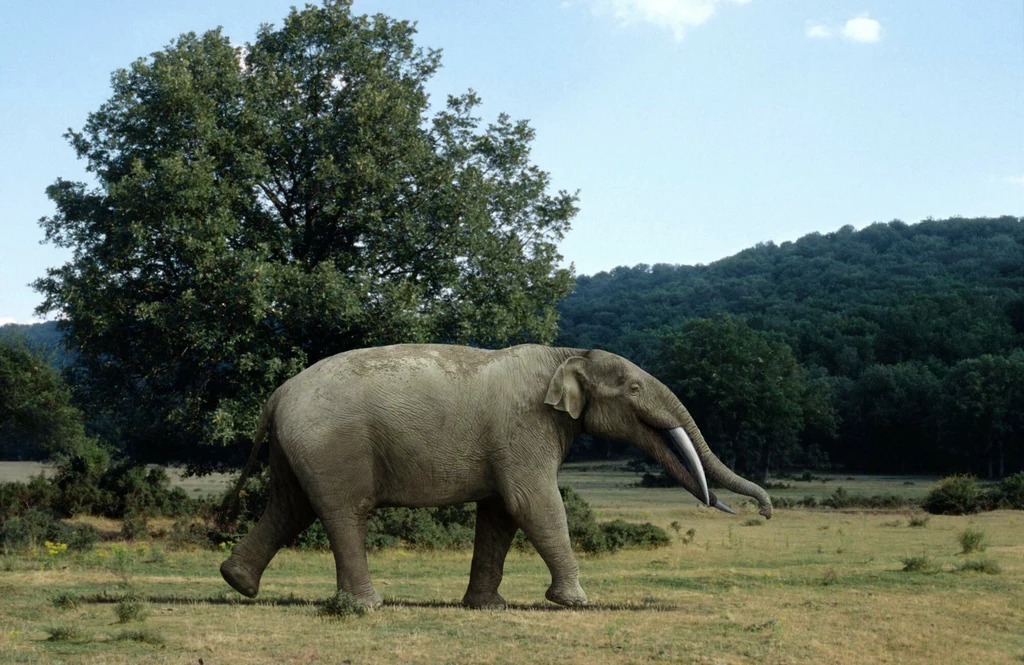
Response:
659,316,833,479
35,1,576,467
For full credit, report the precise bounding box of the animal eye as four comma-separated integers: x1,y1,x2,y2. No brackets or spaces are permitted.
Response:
629,383,641,396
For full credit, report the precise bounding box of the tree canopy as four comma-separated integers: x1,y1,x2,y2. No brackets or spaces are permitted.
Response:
659,316,833,479
35,0,576,468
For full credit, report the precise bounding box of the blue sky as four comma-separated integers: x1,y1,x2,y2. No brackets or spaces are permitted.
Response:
1,0,1022,324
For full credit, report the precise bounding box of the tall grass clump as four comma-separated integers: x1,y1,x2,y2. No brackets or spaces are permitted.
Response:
900,555,936,573
45,623,89,642
922,475,982,515
113,594,148,623
318,590,367,620
112,628,165,645
955,559,1001,575
958,528,986,554
51,591,79,610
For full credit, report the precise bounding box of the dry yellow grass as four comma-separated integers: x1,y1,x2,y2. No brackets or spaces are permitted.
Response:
2,467,1022,664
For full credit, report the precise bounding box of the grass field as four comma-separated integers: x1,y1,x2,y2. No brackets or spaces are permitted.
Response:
1,463,1022,664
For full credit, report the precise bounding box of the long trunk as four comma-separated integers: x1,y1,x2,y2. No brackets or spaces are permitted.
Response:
663,386,773,518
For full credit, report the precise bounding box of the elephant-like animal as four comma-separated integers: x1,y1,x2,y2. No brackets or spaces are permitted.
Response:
219,344,772,608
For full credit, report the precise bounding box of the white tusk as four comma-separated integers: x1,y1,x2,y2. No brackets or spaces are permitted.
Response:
666,427,710,506
713,498,736,514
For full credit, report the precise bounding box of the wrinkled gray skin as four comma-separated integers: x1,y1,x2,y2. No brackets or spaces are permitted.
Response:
220,344,772,608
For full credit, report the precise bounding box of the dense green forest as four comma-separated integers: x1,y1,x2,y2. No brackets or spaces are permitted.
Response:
557,216,1024,477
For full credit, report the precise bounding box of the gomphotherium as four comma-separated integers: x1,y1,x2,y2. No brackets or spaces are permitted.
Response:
219,344,773,608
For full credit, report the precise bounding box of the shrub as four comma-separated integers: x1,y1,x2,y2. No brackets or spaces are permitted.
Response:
955,559,1001,575
600,520,671,551
0,474,59,520
922,475,982,515
0,508,97,553
168,519,214,550
900,555,935,573
112,628,165,645
318,590,367,619
908,515,930,528
121,514,149,541
821,568,839,585
45,623,89,642
114,594,148,623
51,591,79,610
958,528,986,554
986,472,1024,510
822,487,908,509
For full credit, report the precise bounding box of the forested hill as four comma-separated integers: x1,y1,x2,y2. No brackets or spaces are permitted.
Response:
557,216,1024,476
0,321,71,367
558,216,1024,372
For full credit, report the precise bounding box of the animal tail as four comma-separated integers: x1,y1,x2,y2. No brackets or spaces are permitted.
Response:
218,396,275,525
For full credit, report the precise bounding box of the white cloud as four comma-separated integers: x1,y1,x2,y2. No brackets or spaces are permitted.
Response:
581,0,752,41
1004,175,1024,185
841,16,881,43
806,14,882,44
0,317,20,326
805,22,832,39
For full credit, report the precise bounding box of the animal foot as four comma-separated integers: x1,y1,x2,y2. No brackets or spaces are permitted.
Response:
545,582,588,607
221,559,260,598
353,589,383,609
462,590,507,609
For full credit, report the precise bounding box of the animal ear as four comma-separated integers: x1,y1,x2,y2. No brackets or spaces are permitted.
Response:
544,356,588,419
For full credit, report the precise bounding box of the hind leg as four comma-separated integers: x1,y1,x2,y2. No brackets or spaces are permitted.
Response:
221,442,315,598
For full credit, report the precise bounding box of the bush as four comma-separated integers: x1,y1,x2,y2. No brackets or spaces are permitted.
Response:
44,451,200,519
112,628,165,645
45,623,89,642
51,591,79,610
318,590,367,619
922,475,983,515
0,509,97,553
114,596,148,623
599,520,671,551
822,487,909,509
955,559,1001,575
958,528,986,554
900,555,935,573
0,474,58,520
773,495,819,509
986,472,1024,510
121,514,149,541
908,515,930,527
168,519,214,551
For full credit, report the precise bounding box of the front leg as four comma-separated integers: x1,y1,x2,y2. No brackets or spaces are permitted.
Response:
504,482,587,607
463,497,519,608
